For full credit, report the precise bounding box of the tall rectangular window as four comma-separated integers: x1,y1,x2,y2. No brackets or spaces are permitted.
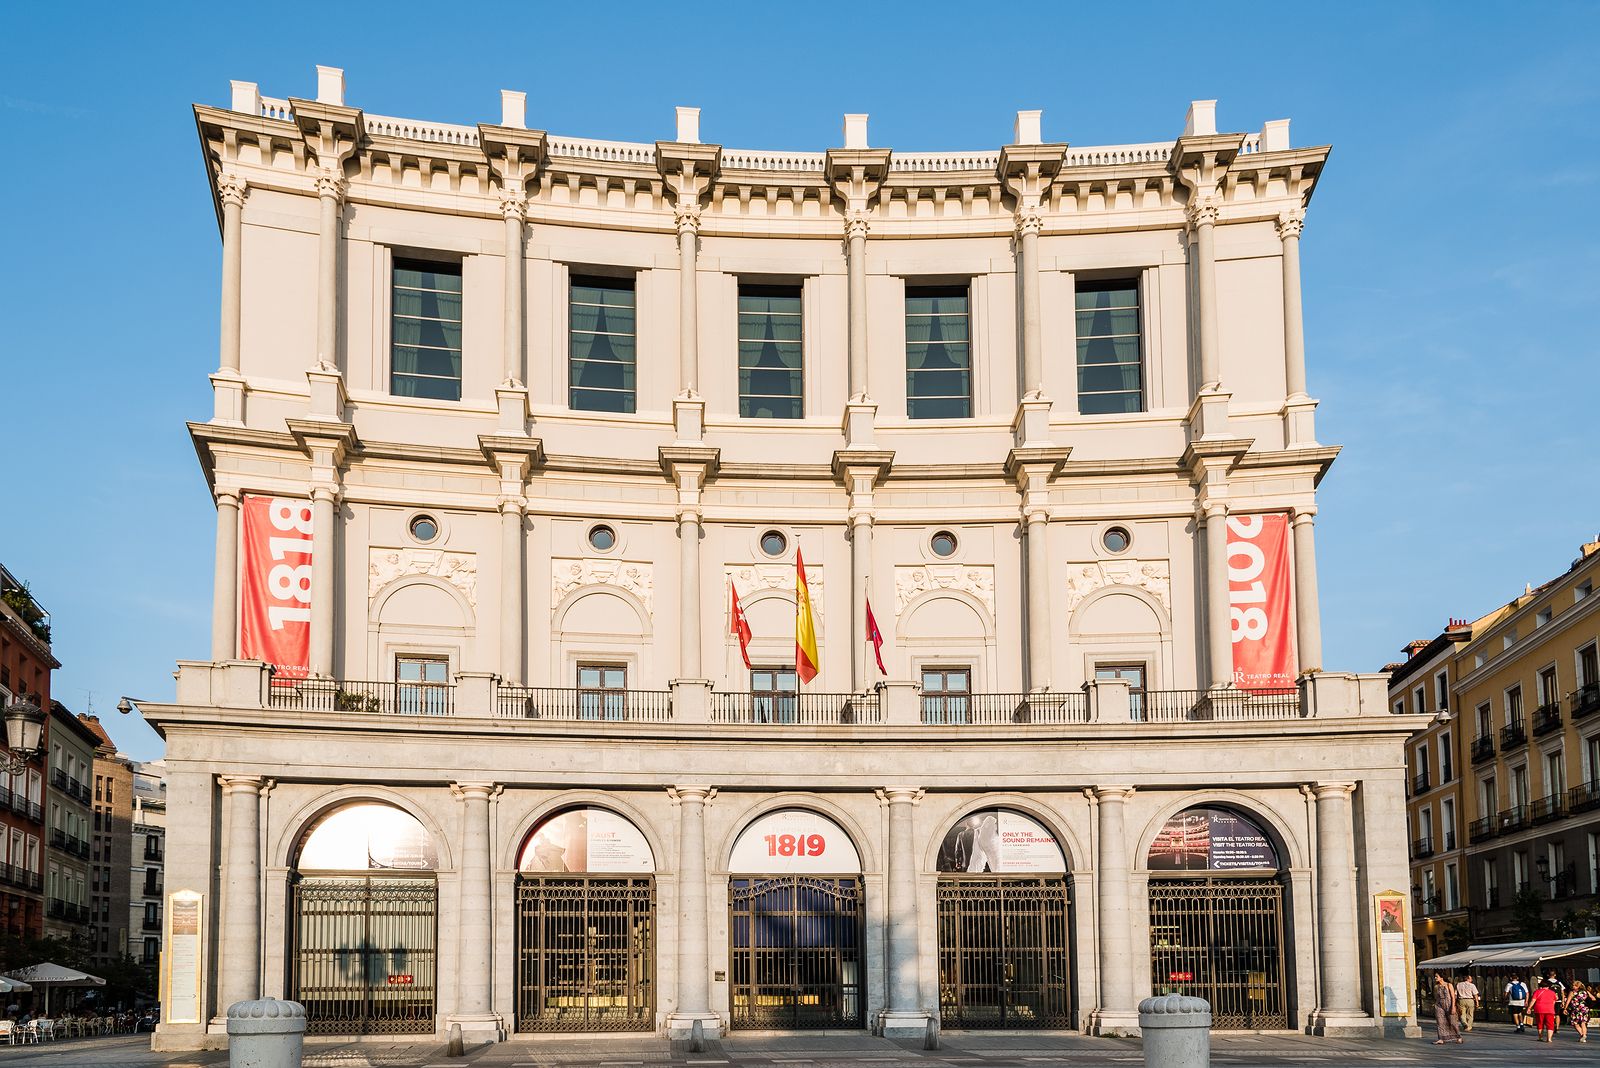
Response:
1075,279,1143,414
1441,730,1453,781
750,667,798,724
738,284,803,419
391,259,463,400
577,663,627,721
395,655,449,716
921,666,972,724
569,275,637,413
905,286,971,419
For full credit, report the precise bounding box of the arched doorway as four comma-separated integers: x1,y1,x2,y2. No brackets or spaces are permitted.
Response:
514,807,656,1032
1146,805,1288,1029
935,808,1072,1029
728,808,864,1030
288,801,439,1035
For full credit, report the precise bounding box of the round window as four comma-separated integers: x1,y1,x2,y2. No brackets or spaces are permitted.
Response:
760,530,788,557
930,530,958,558
408,514,439,543
588,524,617,552
1102,526,1131,554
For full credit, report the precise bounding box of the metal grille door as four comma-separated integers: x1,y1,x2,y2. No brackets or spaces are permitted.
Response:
290,875,437,1035
516,876,655,1032
937,877,1073,1028
1148,878,1287,1029
729,876,864,1029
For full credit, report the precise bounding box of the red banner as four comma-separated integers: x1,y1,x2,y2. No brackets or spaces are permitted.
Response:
1226,513,1296,689
239,494,314,680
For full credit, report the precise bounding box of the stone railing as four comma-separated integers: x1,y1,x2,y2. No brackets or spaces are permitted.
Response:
365,113,480,146
720,148,827,172
1065,141,1172,167
258,96,294,122
889,150,1000,173
546,135,657,166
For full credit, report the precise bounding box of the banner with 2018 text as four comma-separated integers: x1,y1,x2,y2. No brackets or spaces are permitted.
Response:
239,494,314,681
1226,512,1296,688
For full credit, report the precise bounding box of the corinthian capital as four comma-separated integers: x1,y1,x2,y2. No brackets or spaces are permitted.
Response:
314,170,347,202
1015,206,1044,239
844,208,871,241
673,201,702,235
1185,194,1220,229
1276,207,1306,240
217,172,249,209
499,191,527,223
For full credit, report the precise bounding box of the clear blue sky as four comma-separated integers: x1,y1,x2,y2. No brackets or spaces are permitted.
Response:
5,4,1597,761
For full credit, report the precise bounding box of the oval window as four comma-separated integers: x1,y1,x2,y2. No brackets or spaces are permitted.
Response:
930,530,958,558
1102,526,1131,553
588,524,617,552
409,514,439,543
760,530,788,557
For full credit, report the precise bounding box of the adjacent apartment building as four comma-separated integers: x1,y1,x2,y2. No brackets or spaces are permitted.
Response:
0,563,54,939
1402,538,1600,957
130,761,167,972
143,67,1426,1050
83,716,133,965
43,703,95,940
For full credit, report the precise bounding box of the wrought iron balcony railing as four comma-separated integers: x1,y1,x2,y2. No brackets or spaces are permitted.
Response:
1410,835,1434,859
1500,720,1529,751
1471,735,1496,764
1468,816,1499,843
1498,805,1530,834
1411,770,1431,796
1533,703,1564,736
712,691,880,725
1531,793,1566,824
1571,682,1600,720
496,686,673,723
1569,780,1600,814
1141,688,1302,722
268,678,454,716
919,691,1088,726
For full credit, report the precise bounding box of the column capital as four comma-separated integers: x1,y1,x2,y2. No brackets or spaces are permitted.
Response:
313,170,347,203
1094,785,1136,803
214,488,242,508
449,781,501,801
217,171,249,209
667,785,716,804
218,775,265,795
497,495,527,516
876,787,925,806
1185,194,1220,229
1292,505,1318,525
309,483,341,505
1276,207,1306,240
673,201,702,235
1202,500,1229,522
499,191,527,223
844,208,871,241
1014,206,1044,239
1311,781,1356,801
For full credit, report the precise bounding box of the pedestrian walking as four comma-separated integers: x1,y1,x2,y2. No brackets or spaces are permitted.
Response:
1547,969,1568,1034
1507,974,1530,1031
1566,979,1591,1043
1454,973,1480,1031
1433,973,1463,1045
1530,978,1561,1043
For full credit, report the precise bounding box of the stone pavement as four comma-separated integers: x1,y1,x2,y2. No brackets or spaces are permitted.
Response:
2,1026,1595,1067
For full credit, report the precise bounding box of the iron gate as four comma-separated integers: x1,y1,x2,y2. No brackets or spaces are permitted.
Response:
937,877,1073,1028
515,875,655,1032
290,874,437,1035
729,876,864,1029
1148,877,1287,1030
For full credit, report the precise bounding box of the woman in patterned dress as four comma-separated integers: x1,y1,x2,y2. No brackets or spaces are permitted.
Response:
1433,973,1462,1044
1566,980,1591,1043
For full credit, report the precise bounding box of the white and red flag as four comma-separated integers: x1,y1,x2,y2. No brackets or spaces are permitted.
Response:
729,582,753,669
866,596,886,676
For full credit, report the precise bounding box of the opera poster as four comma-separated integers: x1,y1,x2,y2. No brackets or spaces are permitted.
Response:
1146,807,1278,871
1374,890,1412,1016
518,807,654,873
936,809,1066,873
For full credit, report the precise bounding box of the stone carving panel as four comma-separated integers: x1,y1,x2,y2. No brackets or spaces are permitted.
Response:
369,548,478,609
1065,559,1171,614
726,564,824,623
894,565,996,617
551,559,654,618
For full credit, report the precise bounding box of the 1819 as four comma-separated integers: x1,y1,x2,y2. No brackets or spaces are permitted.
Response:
763,833,826,857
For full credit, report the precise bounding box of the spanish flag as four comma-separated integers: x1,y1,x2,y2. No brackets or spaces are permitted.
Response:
795,549,820,684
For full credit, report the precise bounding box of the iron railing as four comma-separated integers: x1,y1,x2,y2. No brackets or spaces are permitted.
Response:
1470,735,1496,764
710,691,880,725
515,876,655,1032
936,876,1073,1028
1570,780,1600,814
729,875,865,1030
1498,806,1530,833
1411,770,1431,796
921,691,1088,726
1148,877,1288,1030
1411,836,1434,859
1142,688,1301,722
495,686,672,722
1531,793,1565,824
1442,831,1457,851
1572,682,1600,720
1533,703,1563,736
1468,816,1498,843
1500,720,1528,751
268,679,454,716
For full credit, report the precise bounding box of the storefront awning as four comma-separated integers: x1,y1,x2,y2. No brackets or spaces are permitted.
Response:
1418,937,1600,972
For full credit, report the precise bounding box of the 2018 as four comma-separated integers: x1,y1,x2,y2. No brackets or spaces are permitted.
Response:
764,833,826,857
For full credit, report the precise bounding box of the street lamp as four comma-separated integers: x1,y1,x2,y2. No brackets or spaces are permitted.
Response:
2,692,46,775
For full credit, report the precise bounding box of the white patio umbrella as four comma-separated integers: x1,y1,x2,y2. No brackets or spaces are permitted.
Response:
0,976,32,994
3,963,104,1014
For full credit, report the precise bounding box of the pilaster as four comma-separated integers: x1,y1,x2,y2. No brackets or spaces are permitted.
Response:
833,449,894,690
657,134,722,406
827,134,892,421
998,137,1067,410
1006,447,1070,692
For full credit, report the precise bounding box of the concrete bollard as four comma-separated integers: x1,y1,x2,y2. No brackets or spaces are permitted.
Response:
1138,994,1210,1068
227,998,306,1068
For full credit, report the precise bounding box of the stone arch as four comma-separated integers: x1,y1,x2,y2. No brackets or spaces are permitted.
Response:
896,588,995,641
369,574,474,628
1067,584,1170,639
272,785,455,873
499,791,669,874
715,792,879,874
896,589,997,689
551,585,652,637
922,793,1086,874
1133,790,1305,873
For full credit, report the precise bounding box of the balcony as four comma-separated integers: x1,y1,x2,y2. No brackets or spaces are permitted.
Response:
496,685,673,723
268,678,455,716
1411,770,1431,796
1572,682,1600,721
141,915,161,932
1500,720,1529,752
919,691,1089,726
1442,830,1457,851
1468,816,1499,843
1569,780,1600,814
1555,870,1580,900
1533,702,1564,736
1531,792,1566,825
1421,894,1443,916
1498,805,1530,834
1410,835,1434,859
1471,735,1497,764
1142,688,1302,722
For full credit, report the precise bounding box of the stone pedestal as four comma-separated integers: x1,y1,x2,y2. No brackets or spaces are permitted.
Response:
843,399,877,447
496,385,530,435
226,998,305,1068
673,394,706,443
1186,388,1233,441
1011,396,1053,449
1138,994,1209,1068
211,371,247,426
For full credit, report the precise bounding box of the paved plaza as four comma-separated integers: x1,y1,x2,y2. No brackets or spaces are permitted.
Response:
1,1027,1596,1068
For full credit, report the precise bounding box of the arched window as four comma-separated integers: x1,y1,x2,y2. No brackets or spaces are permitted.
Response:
296,801,438,872
1146,805,1280,872
516,807,654,873
936,808,1067,874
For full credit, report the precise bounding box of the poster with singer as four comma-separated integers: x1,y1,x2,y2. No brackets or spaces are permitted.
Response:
239,494,314,680
1226,512,1296,689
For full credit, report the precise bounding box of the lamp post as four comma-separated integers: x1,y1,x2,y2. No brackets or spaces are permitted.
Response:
2,693,46,775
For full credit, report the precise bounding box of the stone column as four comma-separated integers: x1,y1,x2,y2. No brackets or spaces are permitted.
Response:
676,204,701,394
211,491,241,662
1017,208,1044,396
217,174,248,374
845,211,870,400
308,486,337,677
880,787,929,1036
1292,508,1323,674
1311,782,1367,1032
850,514,872,690
1024,507,1052,690
450,782,501,1040
668,786,720,1037
679,510,703,678
1203,503,1232,688
1091,786,1139,1035
1188,196,1221,391
499,498,525,683
216,776,264,1017
1277,209,1307,399
313,172,346,372
500,192,526,386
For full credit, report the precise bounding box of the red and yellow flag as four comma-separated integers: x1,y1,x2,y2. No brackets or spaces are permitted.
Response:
795,549,819,684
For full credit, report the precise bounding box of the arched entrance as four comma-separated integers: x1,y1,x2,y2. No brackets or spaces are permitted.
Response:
935,808,1072,1029
515,807,656,1032
728,808,865,1030
1146,805,1289,1030
288,801,439,1035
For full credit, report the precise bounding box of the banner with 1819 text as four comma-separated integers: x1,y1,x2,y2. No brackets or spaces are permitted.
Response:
1226,512,1295,689
239,494,313,681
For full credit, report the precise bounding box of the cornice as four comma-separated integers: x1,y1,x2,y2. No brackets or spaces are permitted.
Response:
1003,445,1072,482
1234,444,1341,486
0,610,60,670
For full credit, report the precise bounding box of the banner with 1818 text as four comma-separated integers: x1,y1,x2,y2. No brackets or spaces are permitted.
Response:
239,494,313,681
1226,512,1295,689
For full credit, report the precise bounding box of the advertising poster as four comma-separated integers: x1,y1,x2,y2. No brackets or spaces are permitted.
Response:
1226,513,1296,689
518,807,654,873
1147,807,1278,871
239,494,314,680
164,891,202,1025
1375,891,1413,1016
937,809,1067,873
298,802,439,871
729,809,862,873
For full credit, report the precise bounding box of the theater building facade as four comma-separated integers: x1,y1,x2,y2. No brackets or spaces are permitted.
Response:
146,67,1424,1049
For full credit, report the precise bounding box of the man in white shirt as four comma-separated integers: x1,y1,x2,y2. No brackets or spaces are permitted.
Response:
1455,974,1480,1031
1506,975,1530,1032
